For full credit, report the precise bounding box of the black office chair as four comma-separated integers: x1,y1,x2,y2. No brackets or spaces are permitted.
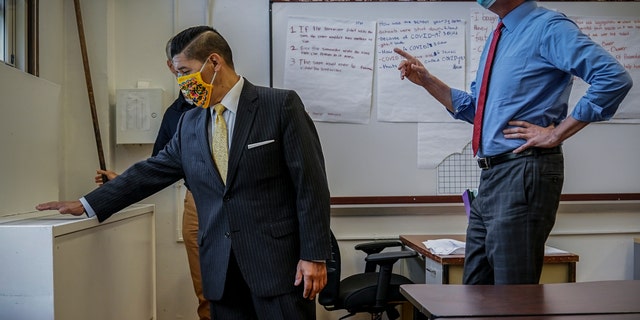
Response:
319,231,418,320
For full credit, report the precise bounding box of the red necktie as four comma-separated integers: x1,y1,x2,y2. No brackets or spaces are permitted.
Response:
472,21,504,156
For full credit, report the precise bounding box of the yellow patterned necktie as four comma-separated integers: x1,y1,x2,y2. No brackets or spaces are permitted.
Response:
212,104,228,184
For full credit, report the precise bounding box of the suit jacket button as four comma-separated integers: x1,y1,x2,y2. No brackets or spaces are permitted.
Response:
224,232,230,238
223,196,231,202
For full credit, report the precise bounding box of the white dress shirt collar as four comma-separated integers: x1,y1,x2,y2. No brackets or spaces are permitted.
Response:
210,75,244,117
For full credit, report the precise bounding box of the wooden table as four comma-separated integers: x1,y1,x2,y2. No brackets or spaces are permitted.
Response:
400,234,579,284
400,280,640,319
443,315,640,320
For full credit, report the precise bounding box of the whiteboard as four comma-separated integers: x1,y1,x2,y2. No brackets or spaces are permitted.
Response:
270,1,640,197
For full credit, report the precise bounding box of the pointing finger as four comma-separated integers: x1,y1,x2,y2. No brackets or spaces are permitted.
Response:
394,47,414,60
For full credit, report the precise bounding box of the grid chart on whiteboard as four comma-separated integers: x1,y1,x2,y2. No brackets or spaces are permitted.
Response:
437,142,481,195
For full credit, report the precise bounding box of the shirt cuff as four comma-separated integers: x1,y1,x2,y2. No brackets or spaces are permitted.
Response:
79,197,96,218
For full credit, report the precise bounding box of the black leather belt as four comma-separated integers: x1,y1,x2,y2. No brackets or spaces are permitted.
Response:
477,146,562,170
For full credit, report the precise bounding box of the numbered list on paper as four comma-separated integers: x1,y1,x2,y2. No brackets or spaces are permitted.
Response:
284,16,376,123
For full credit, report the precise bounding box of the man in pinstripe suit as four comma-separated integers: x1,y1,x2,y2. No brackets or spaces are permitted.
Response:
37,26,331,319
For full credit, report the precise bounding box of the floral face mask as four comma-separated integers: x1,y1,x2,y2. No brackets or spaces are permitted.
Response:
177,58,217,108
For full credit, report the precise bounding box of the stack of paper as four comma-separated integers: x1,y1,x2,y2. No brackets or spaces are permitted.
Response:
423,239,466,255
544,245,569,254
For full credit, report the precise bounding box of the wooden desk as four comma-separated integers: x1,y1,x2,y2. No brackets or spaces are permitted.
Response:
400,280,640,319
400,234,579,284
444,315,640,320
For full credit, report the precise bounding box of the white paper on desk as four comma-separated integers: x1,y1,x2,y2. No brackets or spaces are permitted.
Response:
424,239,466,255
544,245,568,254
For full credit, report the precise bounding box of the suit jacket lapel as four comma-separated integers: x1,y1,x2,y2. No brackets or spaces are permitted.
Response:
226,80,258,187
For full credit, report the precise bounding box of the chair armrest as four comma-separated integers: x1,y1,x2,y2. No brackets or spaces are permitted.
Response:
365,250,417,265
355,240,404,255
358,241,409,273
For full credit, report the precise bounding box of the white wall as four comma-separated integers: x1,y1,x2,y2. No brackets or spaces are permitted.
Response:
22,0,640,320
210,0,271,85
0,64,60,216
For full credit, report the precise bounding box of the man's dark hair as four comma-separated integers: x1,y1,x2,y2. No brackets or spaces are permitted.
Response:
170,26,234,68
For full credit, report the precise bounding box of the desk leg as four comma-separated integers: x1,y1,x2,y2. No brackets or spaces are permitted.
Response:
568,262,576,282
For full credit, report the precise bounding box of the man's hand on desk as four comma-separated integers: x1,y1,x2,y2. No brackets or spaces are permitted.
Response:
36,201,85,216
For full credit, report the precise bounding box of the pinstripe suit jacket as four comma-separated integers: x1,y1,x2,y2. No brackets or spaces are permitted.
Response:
84,80,332,300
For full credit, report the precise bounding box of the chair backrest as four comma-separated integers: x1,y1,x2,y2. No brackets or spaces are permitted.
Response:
318,230,341,307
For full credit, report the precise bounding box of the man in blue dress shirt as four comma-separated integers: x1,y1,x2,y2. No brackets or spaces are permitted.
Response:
394,0,632,284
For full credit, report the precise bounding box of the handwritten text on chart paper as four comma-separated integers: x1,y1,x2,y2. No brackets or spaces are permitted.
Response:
376,18,466,123
284,17,376,123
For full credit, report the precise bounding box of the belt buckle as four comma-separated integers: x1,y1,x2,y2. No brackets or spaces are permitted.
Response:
477,158,489,170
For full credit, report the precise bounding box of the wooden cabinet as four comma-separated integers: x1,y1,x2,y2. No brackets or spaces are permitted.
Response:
400,234,578,284
0,205,155,320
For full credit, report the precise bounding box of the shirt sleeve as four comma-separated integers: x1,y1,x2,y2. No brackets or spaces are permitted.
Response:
540,17,633,122
450,87,476,124
79,197,96,218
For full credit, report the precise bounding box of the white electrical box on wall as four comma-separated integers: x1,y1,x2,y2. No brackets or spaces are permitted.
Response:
116,88,163,144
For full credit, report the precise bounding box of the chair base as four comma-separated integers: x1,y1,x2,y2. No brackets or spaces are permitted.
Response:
334,304,401,320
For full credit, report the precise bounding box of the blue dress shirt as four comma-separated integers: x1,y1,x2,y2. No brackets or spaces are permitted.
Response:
450,1,632,157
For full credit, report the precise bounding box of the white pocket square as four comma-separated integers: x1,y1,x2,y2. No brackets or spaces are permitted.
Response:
247,140,275,149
